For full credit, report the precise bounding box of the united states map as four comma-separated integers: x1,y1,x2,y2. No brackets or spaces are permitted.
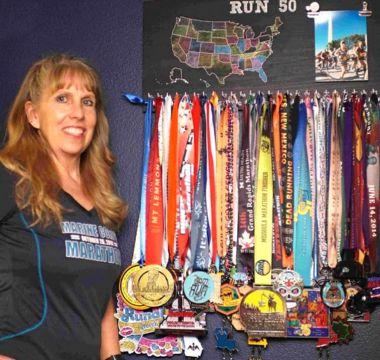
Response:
171,16,283,84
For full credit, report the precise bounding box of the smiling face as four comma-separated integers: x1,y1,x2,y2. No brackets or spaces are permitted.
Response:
25,74,97,163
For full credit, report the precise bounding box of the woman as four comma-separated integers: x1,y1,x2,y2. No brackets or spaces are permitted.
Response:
0,54,127,359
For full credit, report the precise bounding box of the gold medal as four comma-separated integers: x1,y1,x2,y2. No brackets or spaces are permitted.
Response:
119,264,149,310
133,265,175,307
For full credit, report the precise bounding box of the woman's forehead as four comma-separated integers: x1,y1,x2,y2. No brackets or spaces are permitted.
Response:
49,70,96,94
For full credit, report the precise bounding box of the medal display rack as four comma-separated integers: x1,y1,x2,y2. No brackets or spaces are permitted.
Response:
118,89,380,359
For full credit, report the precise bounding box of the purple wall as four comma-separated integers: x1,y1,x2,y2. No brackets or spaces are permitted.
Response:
0,1,378,359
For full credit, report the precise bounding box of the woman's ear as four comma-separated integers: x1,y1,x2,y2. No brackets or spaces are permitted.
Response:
25,101,40,129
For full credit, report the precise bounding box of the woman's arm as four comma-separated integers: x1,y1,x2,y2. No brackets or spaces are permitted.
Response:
100,296,121,360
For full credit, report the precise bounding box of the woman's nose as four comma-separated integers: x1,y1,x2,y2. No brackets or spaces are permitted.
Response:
70,100,84,119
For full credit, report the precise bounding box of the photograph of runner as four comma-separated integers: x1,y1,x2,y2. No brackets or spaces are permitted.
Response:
315,10,368,82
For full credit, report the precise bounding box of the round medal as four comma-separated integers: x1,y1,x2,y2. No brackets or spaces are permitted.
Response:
119,264,149,310
133,265,175,307
240,288,286,338
321,280,345,308
183,271,214,304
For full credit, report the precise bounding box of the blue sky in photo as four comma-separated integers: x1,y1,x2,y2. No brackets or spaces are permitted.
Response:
315,10,367,53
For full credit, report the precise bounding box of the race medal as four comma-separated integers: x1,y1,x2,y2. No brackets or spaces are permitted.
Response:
184,271,214,304
119,264,148,310
133,265,175,307
286,289,330,338
215,284,241,315
240,288,286,338
321,280,345,308
157,276,207,336
273,269,303,309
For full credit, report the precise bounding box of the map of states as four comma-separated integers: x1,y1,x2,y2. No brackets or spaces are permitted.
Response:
171,16,283,84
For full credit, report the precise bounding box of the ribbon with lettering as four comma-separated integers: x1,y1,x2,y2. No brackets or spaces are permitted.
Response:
305,95,317,279
237,102,255,254
270,94,283,269
177,94,195,267
254,100,273,285
326,93,343,268
314,94,328,271
190,95,210,271
351,95,366,263
145,97,165,265
280,94,293,268
367,93,380,272
293,102,313,287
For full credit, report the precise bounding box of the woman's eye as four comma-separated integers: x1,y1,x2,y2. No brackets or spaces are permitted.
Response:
83,98,95,106
56,94,67,103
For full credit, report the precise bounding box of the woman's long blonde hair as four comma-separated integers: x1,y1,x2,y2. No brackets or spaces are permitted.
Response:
0,53,127,229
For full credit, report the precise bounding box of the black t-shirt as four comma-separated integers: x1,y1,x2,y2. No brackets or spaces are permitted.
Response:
0,164,121,359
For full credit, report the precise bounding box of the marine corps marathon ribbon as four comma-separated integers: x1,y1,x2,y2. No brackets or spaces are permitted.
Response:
293,102,313,287
254,101,273,285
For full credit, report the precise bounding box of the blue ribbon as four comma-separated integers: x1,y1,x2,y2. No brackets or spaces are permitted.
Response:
123,93,153,264
293,103,313,286
122,92,148,105
190,96,210,271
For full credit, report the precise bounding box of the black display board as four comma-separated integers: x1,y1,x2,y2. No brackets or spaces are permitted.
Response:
143,0,380,94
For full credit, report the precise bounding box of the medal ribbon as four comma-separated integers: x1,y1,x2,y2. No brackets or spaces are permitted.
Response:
205,100,218,264
305,95,317,279
190,95,210,270
351,96,366,261
216,105,229,259
293,102,313,286
270,95,282,268
254,101,273,285
327,93,343,268
177,95,195,266
342,99,354,248
367,94,380,272
167,94,180,263
123,94,153,264
280,94,293,268
161,94,173,266
314,95,328,270
237,102,255,253
145,97,165,265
